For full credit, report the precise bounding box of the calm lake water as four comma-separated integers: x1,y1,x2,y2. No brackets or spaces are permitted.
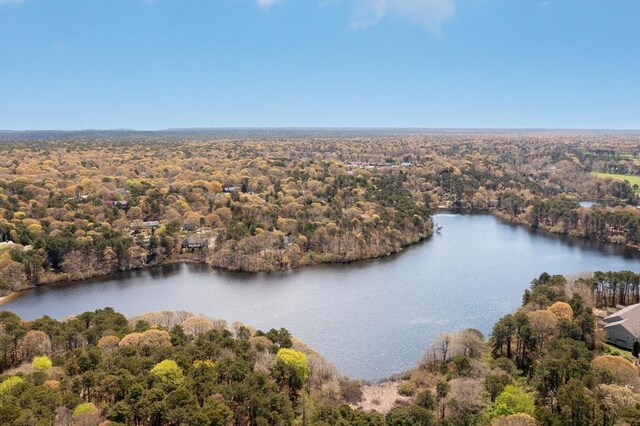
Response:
2,214,640,380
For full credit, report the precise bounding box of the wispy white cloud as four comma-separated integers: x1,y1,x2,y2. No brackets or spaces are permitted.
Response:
350,0,456,35
257,0,282,9
351,0,386,29
253,0,454,34
0,0,25,4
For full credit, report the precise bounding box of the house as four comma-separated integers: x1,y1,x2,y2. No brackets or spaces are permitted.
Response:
347,161,369,168
104,200,128,207
131,221,160,232
601,303,640,350
183,234,207,249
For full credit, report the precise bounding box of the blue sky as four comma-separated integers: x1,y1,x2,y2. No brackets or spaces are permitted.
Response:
0,0,639,130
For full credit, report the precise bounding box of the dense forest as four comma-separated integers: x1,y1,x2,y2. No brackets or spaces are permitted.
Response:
0,130,639,296
1,270,639,425
392,270,640,425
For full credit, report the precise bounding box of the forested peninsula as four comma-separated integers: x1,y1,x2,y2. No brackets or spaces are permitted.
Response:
1,270,639,425
0,130,639,296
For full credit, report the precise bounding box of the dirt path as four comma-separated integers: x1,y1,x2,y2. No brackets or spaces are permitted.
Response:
351,380,411,413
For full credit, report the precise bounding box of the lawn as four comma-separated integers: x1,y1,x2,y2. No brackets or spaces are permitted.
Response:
592,172,640,187
602,342,637,363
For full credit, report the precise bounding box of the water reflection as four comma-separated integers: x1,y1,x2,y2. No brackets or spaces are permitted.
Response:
2,214,639,380
148,264,182,279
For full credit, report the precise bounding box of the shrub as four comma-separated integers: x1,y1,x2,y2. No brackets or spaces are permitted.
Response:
386,405,434,426
398,380,417,397
415,390,436,410
32,355,53,372
492,357,517,375
339,379,364,403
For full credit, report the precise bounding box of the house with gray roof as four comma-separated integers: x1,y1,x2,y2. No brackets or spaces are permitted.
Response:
601,303,640,350
182,234,207,249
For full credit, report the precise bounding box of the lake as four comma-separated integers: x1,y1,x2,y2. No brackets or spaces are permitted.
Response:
2,214,639,380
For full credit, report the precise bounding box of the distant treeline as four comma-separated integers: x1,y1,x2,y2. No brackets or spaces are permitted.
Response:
578,270,640,308
494,195,640,246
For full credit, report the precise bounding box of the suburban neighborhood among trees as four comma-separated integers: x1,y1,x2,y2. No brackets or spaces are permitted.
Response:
0,130,638,425
0,130,638,297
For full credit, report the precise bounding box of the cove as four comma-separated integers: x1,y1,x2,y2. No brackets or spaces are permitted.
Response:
2,214,640,381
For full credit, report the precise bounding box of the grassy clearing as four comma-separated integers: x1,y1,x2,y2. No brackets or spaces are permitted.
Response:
602,342,637,363
592,172,640,187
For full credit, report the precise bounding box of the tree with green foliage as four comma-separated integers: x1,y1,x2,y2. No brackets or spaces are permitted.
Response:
534,338,592,398
484,374,512,402
198,396,233,426
435,380,450,420
491,314,516,358
265,327,293,350
484,385,535,421
557,379,595,426
0,375,24,395
73,402,97,416
311,404,384,426
273,348,309,402
73,402,101,426
386,405,434,426
0,400,22,424
150,359,184,388
415,390,436,410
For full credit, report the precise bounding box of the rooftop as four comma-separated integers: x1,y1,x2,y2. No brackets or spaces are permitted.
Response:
602,303,640,323
602,303,640,339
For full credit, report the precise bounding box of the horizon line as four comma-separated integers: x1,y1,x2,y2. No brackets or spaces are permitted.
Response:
2,126,639,132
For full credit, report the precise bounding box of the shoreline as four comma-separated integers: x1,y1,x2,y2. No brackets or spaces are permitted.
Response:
2,210,638,306
0,231,433,305
435,206,640,252
0,292,21,306
488,208,640,251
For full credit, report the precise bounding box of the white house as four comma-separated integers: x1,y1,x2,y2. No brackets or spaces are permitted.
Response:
601,303,640,350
